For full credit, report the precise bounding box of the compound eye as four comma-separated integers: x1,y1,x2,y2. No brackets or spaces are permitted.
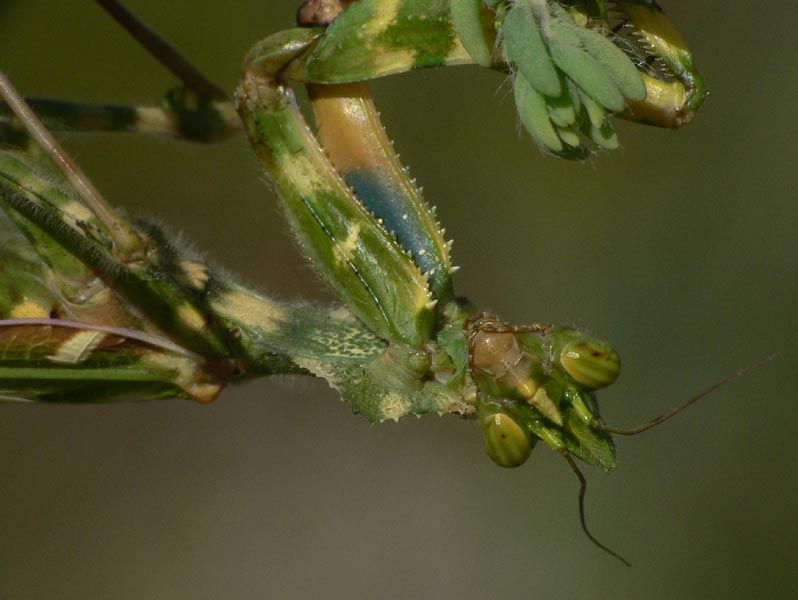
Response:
481,413,532,468
560,337,621,390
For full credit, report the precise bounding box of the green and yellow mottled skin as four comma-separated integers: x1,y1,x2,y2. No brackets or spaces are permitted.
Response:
0,1,718,565
0,0,706,475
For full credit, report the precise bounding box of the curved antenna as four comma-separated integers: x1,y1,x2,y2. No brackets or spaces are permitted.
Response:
599,354,777,436
564,452,631,568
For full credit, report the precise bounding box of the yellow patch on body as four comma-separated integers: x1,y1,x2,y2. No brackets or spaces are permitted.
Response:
176,303,207,332
9,298,50,318
61,200,95,223
213,288,285,334
135,106,177,136
327,305,357,322
145,351,223,404
370,47,417,76
293,357,339,387
277,141,340,194
335,222,361,264
179,261,210,289
360,0,402,38
78,287,118,311
529,387,562,425
445,36,474,66
380,391,411,421
185,382,223,404
48,330,107,364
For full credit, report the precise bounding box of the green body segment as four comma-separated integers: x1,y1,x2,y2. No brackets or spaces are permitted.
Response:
0,213,204,403
238,30,437,349
207,282,468,424
0,148,241,359
0,319,223,403
285,0,474,84
0,229,61,320
0,151,152,329
208,282,388,369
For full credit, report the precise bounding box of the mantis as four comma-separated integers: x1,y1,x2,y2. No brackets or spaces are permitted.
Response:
0,0,765,566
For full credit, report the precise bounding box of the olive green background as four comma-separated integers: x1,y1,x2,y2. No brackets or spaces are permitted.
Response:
1,1,796,598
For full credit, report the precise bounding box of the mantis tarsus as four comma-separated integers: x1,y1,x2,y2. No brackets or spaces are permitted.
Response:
0,0,768,566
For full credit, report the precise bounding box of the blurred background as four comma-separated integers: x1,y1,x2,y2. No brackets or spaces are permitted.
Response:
0,1,796,598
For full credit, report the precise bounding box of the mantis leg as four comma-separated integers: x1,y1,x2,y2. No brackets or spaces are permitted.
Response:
308,82,456,305
286,0,705,154
0,96,240,144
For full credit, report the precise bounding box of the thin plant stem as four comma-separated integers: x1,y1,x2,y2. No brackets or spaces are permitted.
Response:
93,0,228,101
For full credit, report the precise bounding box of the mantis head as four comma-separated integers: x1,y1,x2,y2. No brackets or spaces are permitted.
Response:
465,315,620,470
